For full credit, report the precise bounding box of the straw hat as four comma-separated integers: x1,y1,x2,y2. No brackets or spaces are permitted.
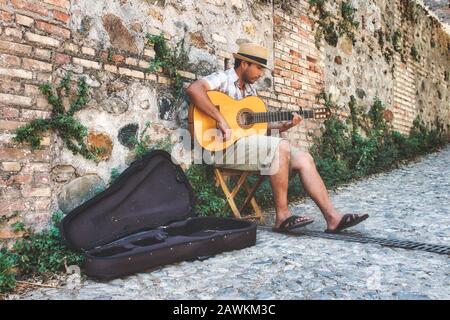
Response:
233,43,271,70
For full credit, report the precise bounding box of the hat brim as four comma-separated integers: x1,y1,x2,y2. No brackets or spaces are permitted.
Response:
233,53,272,71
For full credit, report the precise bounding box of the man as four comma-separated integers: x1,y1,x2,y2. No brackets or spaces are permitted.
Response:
186,43,368,233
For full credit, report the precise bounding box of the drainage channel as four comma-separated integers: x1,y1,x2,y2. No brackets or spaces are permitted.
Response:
258,226,450,255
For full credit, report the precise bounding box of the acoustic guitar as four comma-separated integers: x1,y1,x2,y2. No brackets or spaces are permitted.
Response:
188,91,331,152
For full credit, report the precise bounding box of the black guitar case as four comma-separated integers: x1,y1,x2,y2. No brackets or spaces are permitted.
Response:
60,150,257,280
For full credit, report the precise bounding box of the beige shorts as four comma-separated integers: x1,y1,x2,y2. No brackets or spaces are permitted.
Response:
211,135,300,176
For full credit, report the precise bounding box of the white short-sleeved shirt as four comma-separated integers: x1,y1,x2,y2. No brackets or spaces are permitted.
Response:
201,68,257,99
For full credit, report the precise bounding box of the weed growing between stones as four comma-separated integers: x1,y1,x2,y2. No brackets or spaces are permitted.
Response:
13,72,100,161
146,33,190,108
129,121,172,161
0,212,84,295
310,92,448,188
308,0,359,48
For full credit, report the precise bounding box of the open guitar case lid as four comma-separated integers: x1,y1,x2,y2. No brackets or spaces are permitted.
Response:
60,150,257,280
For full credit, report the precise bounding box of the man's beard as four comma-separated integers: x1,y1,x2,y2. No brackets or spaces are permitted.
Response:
243,72,254,84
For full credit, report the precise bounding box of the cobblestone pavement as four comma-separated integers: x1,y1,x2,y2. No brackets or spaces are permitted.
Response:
18,146,450,300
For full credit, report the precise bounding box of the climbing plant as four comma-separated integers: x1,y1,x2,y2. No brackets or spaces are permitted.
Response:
129,121,172,161
0,211,84,294
410,46,420,62
311,91,447,187
13,72,100,161
256,0,295,13
308,0,359,48
146,33,191,107
398,0,419,24
337,1,360,43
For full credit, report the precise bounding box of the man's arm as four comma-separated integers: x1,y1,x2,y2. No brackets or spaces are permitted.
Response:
186,79,231,140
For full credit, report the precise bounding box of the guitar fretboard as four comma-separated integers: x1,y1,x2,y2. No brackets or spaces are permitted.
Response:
250,110,314,124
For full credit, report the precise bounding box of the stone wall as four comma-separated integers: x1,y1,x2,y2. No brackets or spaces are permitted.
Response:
0,0,449,242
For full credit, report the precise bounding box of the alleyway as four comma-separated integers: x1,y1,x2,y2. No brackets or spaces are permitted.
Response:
20,146,450,300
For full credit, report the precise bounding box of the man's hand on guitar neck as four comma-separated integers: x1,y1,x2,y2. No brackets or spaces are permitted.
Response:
268,112,302,135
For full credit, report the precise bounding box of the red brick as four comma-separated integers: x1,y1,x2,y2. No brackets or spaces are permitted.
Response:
291,65,303,73
43,0,70,9
291,80,301,90
280,70,293,79
16,14,34,27
0,120,26,131
25,32,60,47
29,149,50,162
274,58,284,68
35,20,70,39
0,107,20,119
5,174,33,186
33,173,50,185
11,0,49,17
0,81,22,94
33,198,50,211
274,15,281,26
52,10,69,23
0,40,32,55
0,186,22,199
22,58,53,71
290,49,301,58
306,56,318,63
0,199,26,215
21,109,51,121
300,15,313,26
113,54,125,64
21,162,50,173
281,88,294,96
22,187,51,197
0,147,28,161
0,10,13,21
0,53,21,67
55,53,71,64
100,51,125,65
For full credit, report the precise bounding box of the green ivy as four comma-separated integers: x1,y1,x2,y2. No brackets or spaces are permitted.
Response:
130,121,173,161
146,33,190,107
185,164,227,217
376,29,385,47
399,0,419,23
257,0,295,13
11,212,84,275
13,73,100,161
310,91,447,188
109,167,121,186
0,248,16,294
337,1,360,43
0,212,84,294
107,48,114,62
410,46,420,62
309,0,359,48
392,30,402,53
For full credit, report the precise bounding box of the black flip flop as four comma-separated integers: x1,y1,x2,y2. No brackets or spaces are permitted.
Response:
272,215,314,233
325,213,369,234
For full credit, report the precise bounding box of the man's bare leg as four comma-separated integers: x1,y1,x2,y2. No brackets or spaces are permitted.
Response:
268,141,312,228
290,151,343,230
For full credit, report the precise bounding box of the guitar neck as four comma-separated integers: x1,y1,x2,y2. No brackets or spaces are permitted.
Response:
251,110,314,124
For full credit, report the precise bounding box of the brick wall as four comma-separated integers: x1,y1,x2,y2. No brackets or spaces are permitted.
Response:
0,0,192,242
267,2,325,149
0,0,71,239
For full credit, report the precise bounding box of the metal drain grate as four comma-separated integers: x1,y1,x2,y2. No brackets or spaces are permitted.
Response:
258,226,450,255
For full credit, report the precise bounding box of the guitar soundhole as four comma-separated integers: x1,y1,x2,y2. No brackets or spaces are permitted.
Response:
237,109,254,129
